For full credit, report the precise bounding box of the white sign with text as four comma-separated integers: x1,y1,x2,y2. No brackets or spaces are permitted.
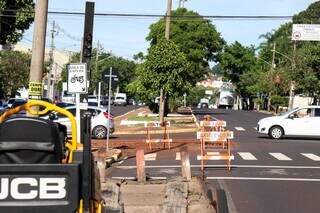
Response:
67,63,87,94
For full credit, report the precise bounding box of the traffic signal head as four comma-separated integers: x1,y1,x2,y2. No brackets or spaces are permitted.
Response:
83,33,93,58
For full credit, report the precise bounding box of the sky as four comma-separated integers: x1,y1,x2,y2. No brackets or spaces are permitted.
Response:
21,0,319,60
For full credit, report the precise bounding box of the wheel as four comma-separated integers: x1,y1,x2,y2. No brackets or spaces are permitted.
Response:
269,126,284,139
92,125,107,139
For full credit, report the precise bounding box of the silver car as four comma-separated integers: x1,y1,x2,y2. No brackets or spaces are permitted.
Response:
51,106,115,139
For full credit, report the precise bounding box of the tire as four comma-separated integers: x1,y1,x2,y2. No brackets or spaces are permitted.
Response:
92,125,107,139
269,126,284,139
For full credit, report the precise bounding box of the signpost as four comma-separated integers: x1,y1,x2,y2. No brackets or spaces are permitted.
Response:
67,63,88,143
103,67,118,151
292,24,320,41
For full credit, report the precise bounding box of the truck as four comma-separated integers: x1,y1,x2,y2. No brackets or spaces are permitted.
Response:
217,89,234,109
114,93,127,106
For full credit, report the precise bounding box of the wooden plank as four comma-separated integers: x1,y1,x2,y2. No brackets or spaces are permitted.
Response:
180,146,191,181
136,147,146,182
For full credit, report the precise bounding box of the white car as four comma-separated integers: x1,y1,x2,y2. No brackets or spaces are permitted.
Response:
49,106,115,139
257,106,320,139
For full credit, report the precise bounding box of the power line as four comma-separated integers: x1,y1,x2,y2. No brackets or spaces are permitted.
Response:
0,9,294,20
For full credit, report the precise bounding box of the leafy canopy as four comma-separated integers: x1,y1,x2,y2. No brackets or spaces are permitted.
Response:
146,8,224,85
127,39,191,102
0,0,34,45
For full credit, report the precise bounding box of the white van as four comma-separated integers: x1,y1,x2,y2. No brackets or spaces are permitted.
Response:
114,93,127,106
61,91,75,104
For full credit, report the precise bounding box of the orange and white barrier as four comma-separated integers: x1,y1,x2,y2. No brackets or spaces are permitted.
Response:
145,121,171,150
198,119,234,173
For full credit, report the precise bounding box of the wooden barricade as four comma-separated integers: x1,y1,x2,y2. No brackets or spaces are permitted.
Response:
145,121,172,150
197,120,234,174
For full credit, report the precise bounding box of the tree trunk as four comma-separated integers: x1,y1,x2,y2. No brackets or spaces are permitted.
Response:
267,92,271,111
159,89,165,125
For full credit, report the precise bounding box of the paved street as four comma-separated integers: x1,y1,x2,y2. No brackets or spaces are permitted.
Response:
108,108,320,213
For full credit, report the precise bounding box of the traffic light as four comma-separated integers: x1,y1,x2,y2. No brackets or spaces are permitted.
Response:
83,33,93,58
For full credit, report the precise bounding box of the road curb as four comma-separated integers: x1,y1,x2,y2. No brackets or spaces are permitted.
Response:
105,149,122,168
113,128,197,135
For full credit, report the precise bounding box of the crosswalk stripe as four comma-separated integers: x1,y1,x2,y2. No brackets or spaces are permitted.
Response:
235,127,245,131
269,153,292,161
238,152,257,160
144,153,157,161
176,152,181,160
301,153,320,161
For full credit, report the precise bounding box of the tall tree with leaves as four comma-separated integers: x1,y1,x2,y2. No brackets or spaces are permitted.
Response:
0,0,34,46
218,41,261,109
0,51,30,97
146,8,224,85
128,39,191,111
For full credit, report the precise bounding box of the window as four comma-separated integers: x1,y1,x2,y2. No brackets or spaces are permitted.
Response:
292,108,312,118
314,108,320,117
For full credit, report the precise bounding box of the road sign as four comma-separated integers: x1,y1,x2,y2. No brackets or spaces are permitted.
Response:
102,68,118,87
67,63,87,94
292,24,320,41
28,82,43,100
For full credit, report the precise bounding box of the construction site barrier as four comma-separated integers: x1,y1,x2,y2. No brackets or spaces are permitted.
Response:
145,121,172,150
198,120,234,174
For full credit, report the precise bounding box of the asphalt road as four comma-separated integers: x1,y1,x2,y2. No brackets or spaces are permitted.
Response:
107,108,320,213
109,104,140,117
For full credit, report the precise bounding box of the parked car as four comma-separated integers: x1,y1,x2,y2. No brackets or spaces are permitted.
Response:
88,95,98,103
7,98,26,108
257,106,320,139
48,106,115,139
55,102,75,108
114,93,127,106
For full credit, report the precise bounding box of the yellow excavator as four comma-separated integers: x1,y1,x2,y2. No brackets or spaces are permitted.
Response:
0,100,103,213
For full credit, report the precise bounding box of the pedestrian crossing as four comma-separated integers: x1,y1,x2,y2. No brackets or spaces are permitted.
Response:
144,152,320,162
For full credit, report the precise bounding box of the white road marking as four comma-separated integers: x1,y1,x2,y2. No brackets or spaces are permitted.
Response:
238,152,257,160
235,127,245,131
144,153,157,161
269,153,292,161
253,127,257,130
116,164,320,169
176,152,181,160
112,177,167,180
301,153,320,161
207,177,320,182
197,155,234,160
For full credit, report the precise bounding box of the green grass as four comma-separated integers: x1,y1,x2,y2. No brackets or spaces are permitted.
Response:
127,115,159,122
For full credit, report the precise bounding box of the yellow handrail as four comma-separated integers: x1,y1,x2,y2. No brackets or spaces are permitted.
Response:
0,100,78,161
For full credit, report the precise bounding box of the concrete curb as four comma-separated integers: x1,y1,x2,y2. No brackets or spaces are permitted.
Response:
105,149,122,168
113,128,197,135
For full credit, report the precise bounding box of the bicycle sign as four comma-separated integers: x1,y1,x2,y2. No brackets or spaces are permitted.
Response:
67,63,87,94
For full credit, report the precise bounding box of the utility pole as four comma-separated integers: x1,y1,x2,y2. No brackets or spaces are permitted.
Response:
48,21,56,100
159,0,172,124
29,0,49,102
288,41,297,109
267,42,276,111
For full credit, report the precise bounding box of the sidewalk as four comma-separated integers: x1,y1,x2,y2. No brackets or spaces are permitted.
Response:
113,107,198,135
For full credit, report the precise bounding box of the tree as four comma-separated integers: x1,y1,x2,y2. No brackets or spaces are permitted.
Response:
0,0,34,46
0,50,30,97
146,8,224,85
257,1,320,102
127,39,191,110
